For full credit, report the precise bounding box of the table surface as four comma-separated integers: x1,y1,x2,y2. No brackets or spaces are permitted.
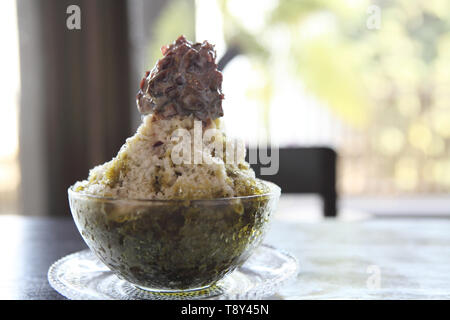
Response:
1,202,450,300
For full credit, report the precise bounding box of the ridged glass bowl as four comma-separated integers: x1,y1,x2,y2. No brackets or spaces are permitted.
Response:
68,180,281,294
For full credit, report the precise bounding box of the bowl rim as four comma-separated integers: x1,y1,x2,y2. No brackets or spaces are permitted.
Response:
68,179,281,204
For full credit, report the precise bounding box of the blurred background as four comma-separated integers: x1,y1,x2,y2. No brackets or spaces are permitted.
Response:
1,0,449,217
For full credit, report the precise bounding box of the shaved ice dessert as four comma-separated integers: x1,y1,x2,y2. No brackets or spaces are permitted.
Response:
68,36,280,292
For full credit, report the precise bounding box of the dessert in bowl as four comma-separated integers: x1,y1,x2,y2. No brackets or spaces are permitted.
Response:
69,36,281,292
69,183,280,291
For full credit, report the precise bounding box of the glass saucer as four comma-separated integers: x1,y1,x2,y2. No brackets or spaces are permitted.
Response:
48,244,298,300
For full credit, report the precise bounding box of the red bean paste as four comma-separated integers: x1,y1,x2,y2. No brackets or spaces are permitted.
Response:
136,36,224,121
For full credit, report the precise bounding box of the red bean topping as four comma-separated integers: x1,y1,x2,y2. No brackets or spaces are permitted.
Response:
136,35,224,121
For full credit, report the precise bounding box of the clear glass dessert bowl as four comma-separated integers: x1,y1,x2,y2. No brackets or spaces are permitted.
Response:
68,180,281,293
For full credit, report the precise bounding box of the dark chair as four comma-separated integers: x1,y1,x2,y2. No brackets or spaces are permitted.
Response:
247,147,338,217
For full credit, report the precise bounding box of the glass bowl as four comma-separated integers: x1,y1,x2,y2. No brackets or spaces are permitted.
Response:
68,180,281,293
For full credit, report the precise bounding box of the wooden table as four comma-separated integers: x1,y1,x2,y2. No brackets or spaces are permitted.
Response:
0,216,86,299
1,204,449,299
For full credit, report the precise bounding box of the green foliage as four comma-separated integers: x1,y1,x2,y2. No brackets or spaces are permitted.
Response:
217,0,373,128
293,36,368,126
216,0,450,130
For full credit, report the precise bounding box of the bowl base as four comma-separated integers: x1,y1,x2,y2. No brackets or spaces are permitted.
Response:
133,283,223,299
